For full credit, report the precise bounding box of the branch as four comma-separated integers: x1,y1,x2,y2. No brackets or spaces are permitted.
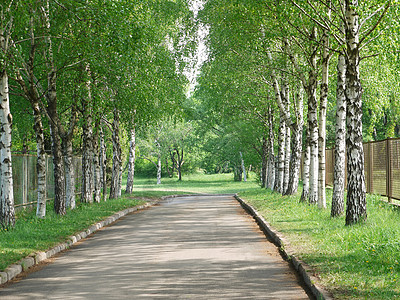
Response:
290,0,329,31
137,155,158,168
359,1,391,45
360,53,381,61
359,26,389,51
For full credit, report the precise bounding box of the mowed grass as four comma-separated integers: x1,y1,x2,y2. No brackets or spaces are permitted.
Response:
130,172,258,196
240,188,400,299
0,196,144,271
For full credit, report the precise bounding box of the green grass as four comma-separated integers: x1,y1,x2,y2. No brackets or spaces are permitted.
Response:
130,172,258,195
0,196,144,271
240,188,400,299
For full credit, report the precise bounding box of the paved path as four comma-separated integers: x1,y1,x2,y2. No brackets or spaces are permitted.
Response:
0,195,310,299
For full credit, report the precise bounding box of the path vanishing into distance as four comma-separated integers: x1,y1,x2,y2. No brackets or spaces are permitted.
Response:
0,195,310,299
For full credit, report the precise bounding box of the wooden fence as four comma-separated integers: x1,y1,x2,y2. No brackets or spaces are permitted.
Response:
12,154,82,208
323,138,400,201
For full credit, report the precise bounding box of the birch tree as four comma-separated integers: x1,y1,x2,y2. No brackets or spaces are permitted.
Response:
0,3,15,228
343,0,390,225
331,51,346,217
125,115,136,194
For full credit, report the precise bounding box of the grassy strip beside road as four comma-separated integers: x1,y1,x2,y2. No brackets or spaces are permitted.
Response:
240,188,400,299
0,196,145,271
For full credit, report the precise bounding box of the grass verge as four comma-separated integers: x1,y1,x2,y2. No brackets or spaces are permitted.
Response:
0,196,145,271
240,187,400,299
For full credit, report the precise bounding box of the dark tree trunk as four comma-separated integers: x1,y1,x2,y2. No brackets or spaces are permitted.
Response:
345,0,367,225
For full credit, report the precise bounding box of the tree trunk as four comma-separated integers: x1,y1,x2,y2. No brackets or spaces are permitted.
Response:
261,134,268,188
157,153,162,185
62,136,75,209
32,102,47,218
125,126,136,193
300,125,311,202
117,163,122,197
345,0,366,225
43,0,65,215
286,87,304,196
285,124,302,195
110,109,121,199
49,116,65,214
93,124,101,203
266,108,275,190
234,165,242,181
283,125,290,193
176,148,184,181
81,66,94,203
317,31,330,209
0,68,15,228
240,151,247,182
307,49,318,205
275,115,286,193
100,125,107,202
331,51,347,217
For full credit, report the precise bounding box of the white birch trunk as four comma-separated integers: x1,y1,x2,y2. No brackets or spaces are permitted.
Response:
307,47,319,205
110,109,121,199
125,126,136,193
300,134,311,202
283,125,290,193
81,65,94,203
93,126,101,203
63,138,75,209
282,81,290,194
317,31,330,209
33,102,47,218
157,154,162,185
345,0,366,225
283,32,318,204
0,68,15,228
261,134,268,188
266,108,275,190
240,152,247,182
331,51,346,217
117,164,122,198
100,126,107,201
286,86,304,196
275,116,286,193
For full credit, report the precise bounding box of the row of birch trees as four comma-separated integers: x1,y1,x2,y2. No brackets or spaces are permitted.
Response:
0,0,189,228
197,0,396,225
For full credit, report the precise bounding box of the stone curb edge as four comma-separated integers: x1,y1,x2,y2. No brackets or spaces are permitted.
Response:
0,197,166,286
234,194,333,300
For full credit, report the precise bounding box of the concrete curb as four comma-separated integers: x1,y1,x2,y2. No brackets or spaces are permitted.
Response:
234,194,333,300
0,199,162,286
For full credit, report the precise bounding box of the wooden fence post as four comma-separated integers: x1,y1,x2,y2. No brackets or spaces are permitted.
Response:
368,142,373,194
386,138,392,202
23,155,28,206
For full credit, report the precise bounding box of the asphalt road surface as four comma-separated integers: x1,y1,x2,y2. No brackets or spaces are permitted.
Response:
0,195,310,299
